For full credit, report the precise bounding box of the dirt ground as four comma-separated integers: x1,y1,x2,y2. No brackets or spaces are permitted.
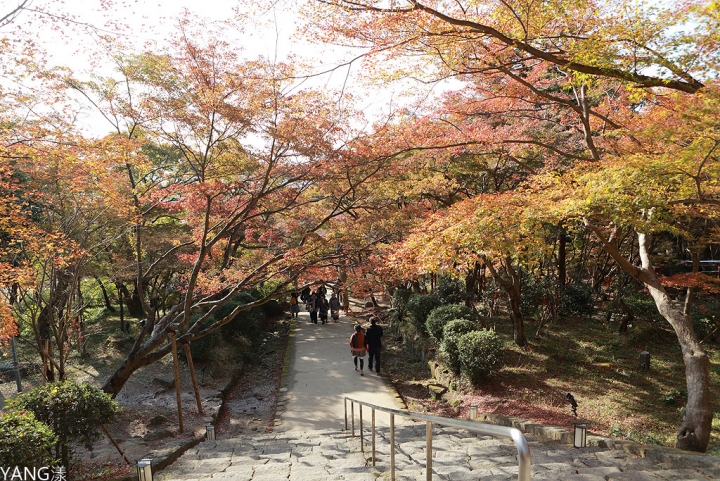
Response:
0,317,291,480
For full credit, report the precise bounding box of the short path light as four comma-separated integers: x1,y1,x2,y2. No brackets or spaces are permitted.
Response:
640,351,650,370
573,423,587,448
469,406,477,420
206,424,216,440
137,458,152,481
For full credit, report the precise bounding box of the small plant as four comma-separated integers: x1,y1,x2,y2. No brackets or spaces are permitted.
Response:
405,294,441,332
7,381,121,472
0,411,58,468
439,319,477,373
426,304,473,341
457,329,503,383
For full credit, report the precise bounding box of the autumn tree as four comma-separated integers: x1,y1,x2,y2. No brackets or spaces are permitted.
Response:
302,0,720,451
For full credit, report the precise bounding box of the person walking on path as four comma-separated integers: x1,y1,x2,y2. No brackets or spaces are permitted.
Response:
308,292,318,324
365,316,383,375
329,292,341,322
289,292,300,318
319,296,329,324
349,324,367,376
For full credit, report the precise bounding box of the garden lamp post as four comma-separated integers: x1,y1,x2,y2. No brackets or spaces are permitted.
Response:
206,424,216,440
137,459,152,481
573,424,587,448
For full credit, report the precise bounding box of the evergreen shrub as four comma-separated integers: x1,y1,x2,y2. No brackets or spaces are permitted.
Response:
0,411,57,468
457,329,503,383
405,294,441,332
7,381,120,468
425,304,473,341
439,319,477,373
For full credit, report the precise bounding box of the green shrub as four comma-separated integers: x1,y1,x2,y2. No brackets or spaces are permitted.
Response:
559,282,594,317
439,319,477,373
435,276,466,305
261,299,284,318
405,294,441,332
0,411,58,468
425,304,473,341
215,291,265,344
391,288,412,322
7,381,120,469
457,329,503,383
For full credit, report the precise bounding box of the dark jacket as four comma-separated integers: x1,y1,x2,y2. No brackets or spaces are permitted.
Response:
364,323,383,349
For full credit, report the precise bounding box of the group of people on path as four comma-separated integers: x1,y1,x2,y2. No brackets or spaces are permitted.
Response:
290,284,384,375
349,316,383,376
289,286,342,324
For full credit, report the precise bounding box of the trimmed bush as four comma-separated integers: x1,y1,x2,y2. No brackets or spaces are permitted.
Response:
457,329,503,383
405,294,441,332
436,275,466,305
439,319,477,373
0,411,58,468
426,304,474,341
7,381,120,469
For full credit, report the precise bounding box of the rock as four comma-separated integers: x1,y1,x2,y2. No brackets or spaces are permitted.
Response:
148,415,168,426
279,387,288,392
428,383,448,400
202,417,214,423
153,376,176,389
143,429,175,442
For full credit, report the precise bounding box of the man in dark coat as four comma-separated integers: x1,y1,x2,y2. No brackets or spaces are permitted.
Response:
364,316,383,375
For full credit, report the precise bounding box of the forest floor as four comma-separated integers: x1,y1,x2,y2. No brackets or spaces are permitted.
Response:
0,314,290,481
381,310,720,456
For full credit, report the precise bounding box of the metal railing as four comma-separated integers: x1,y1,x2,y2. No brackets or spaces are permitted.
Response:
344,396,531,481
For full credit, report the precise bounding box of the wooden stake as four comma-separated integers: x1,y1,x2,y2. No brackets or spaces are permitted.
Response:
181,341,204,415
169,332,184,433
101,424,131,465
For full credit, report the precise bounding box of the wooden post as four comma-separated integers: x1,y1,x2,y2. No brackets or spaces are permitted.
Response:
169,332,184,433
181,341,204,415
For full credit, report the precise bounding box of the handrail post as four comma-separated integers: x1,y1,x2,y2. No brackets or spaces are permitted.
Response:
426,421,432,481
343,396,531,481
372,408,376,466
344,398,347,431
390,413,395,481
360,404,364,452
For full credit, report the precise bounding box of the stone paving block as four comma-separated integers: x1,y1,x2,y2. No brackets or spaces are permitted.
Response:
252,462,292,479
606,472,666,481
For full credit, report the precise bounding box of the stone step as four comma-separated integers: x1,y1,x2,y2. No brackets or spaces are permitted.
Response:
156,425,720,481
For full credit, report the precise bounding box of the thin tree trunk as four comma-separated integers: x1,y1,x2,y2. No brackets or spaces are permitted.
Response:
96,276,117,313
683,251,700,316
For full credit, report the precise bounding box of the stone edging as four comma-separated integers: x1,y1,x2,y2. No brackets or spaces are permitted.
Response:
273,316,296,429
481,412,718,465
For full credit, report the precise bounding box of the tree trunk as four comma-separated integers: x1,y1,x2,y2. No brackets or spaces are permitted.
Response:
95,277,117,313
558,226,567,289
485,257,526,347
683,251,700,316
587,224,712,452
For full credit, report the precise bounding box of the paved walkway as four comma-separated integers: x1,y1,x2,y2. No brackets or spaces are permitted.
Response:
155,309,720,480
275,310,410,432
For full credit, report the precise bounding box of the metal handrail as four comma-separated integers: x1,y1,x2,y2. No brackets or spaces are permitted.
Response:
344,396,531,481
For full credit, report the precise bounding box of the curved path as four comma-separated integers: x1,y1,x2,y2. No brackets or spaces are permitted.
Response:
274,308,410,432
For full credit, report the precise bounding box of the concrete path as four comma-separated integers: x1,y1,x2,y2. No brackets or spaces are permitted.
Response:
275,310,410,432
